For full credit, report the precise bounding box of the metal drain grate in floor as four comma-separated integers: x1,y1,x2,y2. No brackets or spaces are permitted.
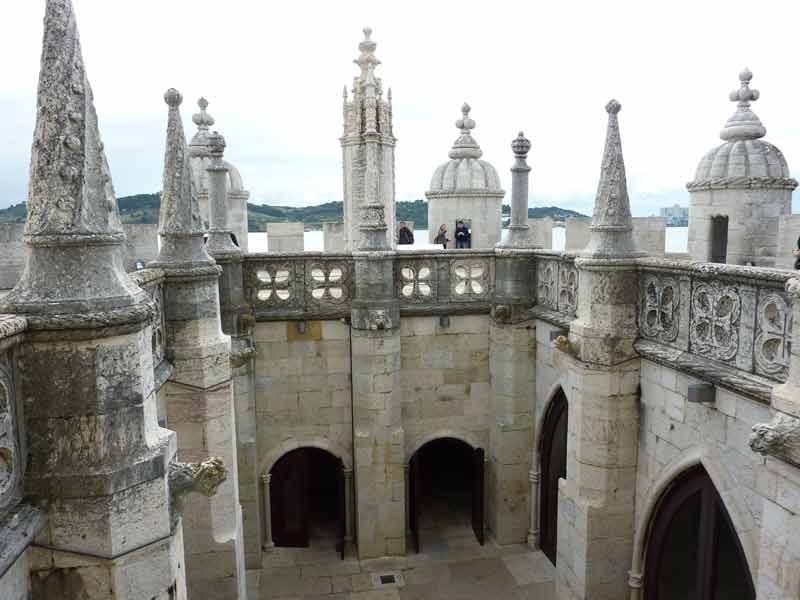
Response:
370,572,405,588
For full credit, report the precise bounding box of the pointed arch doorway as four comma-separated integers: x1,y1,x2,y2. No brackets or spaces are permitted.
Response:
644,466,755,600
539,387,568,565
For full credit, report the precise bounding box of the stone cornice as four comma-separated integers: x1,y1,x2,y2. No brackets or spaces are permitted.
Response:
635,339,773,404
425,190,506,200
686,176,798,192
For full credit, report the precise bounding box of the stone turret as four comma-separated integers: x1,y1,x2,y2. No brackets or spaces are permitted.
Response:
152,89,247,598
0,2,185,597
687,69,796,266
341,27,396,251
426,104,505,248
188,97,251,252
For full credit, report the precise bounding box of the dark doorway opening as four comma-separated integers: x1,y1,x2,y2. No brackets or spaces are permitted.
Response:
540,388,568,566
711,215,729,263
644,466,755,600
408,438,484,552
270,447,345,557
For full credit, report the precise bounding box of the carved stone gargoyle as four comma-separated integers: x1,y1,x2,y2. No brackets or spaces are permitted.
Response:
168,457,227,521
750,413,800,469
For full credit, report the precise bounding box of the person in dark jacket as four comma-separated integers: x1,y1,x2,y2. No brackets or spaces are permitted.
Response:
794,235,800,269
433,224,449,249
455,220,471,249
398,221,414,245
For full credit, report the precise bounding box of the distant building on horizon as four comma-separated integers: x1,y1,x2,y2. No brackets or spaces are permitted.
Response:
659,203,688,226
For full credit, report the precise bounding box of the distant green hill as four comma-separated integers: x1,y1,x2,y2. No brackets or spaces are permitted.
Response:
0,195,585,230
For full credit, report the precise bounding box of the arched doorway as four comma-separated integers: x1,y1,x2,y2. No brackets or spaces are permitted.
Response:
644,466,755,600
269,447,345,557
710,215,729,263
408,437,484,552
539,388,568,565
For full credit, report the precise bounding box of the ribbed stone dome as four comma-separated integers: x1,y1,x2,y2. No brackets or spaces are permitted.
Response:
428,103,503,194
693,139,790,182
689,69,795,189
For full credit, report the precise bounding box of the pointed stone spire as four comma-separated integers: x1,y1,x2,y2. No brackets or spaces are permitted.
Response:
27,0,123,241
720,68,766,141
582,99,641,258
2,0,143,314
151,89,213,267
449,103,483,160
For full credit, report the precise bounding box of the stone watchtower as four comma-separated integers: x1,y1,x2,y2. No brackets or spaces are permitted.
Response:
188,97,251,252
426,104,505,248
341,28,397,251
687,69,797,266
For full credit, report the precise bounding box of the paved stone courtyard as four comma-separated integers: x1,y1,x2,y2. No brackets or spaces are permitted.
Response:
250,499,556,600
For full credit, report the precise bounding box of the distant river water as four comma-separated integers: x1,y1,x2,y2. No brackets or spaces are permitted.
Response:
247,227,690,254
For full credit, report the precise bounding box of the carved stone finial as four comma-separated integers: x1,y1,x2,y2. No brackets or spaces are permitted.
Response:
354,26,380,79
720,68,766,141
750,413,800,469
192,97,214,130
581,99,641,258
168,457,228,521
449,103,482,160
207,130,226,160
512,131,531,158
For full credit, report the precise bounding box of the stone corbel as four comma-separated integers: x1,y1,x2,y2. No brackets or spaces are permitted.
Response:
230,344,257,369
750,413,800,469
168,457,227,520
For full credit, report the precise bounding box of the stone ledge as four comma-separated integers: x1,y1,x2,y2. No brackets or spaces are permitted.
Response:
634,339,773,404
529,306,575,330
0,503,43,579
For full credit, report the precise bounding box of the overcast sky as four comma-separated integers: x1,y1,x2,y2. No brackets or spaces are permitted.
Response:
2,0,799,216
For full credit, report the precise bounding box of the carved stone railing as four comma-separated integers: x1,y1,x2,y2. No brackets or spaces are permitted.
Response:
129,268,171,388
396,250,494,315
528,251,579,328
244,253,354,320
635,259,795,402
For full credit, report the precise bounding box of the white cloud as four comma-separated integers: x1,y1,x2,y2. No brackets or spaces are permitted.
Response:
2,0,799,215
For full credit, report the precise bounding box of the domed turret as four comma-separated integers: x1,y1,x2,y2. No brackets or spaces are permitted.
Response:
687,69,796,266
426,104,505,248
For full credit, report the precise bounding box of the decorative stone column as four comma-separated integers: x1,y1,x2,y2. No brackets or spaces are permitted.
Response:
527,464,540,548
555,100,642,600
343,467,355,548
260,473,274,551
507,132,534,247
0,2,186,598
150,90,246,600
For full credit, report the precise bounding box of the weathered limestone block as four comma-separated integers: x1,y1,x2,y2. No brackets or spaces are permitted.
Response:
776,214,800,270
266,223,304,253
631,217,665,256
0,224,25,290
122,223,159,272
323,222,346,252
565,218,591,252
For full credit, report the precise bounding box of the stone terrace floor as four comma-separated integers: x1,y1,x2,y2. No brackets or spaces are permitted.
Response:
249,507,556,600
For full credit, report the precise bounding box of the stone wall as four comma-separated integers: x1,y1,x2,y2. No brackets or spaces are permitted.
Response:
400,315,491,458
565,218,591,252
528,218,554,249
0,224,25,290
0,552,30,600
632,216,666,256
266,223,305,253
323,222,345,253
254,320,353,477
776,214,800,270
632,359,768,589
121,223,159,271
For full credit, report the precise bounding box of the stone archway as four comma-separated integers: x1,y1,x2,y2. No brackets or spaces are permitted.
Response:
407,436,485,553
261,445,353,559
538,386,568,565
640,464,755,600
